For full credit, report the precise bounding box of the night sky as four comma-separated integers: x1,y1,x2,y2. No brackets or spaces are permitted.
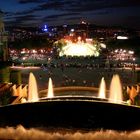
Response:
0,0,140,28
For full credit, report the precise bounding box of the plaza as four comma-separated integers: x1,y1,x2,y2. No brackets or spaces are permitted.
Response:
13,62,137,91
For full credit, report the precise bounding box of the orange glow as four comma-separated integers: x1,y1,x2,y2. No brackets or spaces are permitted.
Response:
98,77,106,98
47,78,54,98
59,39,100,57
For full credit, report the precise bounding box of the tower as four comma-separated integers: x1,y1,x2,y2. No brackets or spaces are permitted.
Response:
0,10,8,61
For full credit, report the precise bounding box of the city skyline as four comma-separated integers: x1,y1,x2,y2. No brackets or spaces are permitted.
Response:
0,0,140,28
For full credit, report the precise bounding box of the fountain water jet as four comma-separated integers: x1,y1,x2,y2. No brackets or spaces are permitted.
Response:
109,74,123,104
47,78,54,98
27,72,39,102
21,98,27,103
98,77,106,98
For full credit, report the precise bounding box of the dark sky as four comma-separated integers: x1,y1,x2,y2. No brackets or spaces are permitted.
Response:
0,0,140,28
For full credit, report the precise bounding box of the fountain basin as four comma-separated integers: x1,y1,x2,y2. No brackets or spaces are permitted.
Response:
39,86,104,97
0,96,140,131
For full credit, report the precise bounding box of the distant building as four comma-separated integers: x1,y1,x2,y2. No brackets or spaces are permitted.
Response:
0,10,8,61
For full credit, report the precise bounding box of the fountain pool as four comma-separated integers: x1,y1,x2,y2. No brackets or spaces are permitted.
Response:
0,73,140,131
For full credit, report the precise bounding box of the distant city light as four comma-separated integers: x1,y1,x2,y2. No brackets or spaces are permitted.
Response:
81,21,86,24
128,51,134,54
21,50,25,54
117,36,128,40
86,38,93,43
43,24,48,32
32,50,37,53
63,24,67,27
100,43,106,48
69,33,74,36
22,57,26,60
21,49,26,54
48,57,51,61
77,36,81,41
70,29,74,32
40,49,44,53
111,49,135,61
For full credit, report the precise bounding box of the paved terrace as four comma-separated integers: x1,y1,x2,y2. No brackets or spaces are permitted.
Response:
11,66,138,91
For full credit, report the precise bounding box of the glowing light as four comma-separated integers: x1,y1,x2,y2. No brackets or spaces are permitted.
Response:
86,38,93,43
133,58,136,61
71,29,74,32
21,98,27,103
22,57,26,60
40,49,44,53
109,75,123,104
77,36,81,41
98,77,106,98
32,50,37,53
128,51,134,54
28,73,39,102
63,24,67,27
117,36,128,40
70,33,74,36
21,50,26,54
47,78,54,98
81,21,86,24
43,24,48,32
48,57,51,61
59,40,100,57
100,43,106,48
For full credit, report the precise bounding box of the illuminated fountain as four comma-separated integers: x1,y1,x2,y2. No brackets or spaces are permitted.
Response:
109,74,123,104
21,98,27,103
27,72,39,102
98,77,106,99
47,78,54,98
58,38,100,57
26,74,123,104
1,73,140,131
